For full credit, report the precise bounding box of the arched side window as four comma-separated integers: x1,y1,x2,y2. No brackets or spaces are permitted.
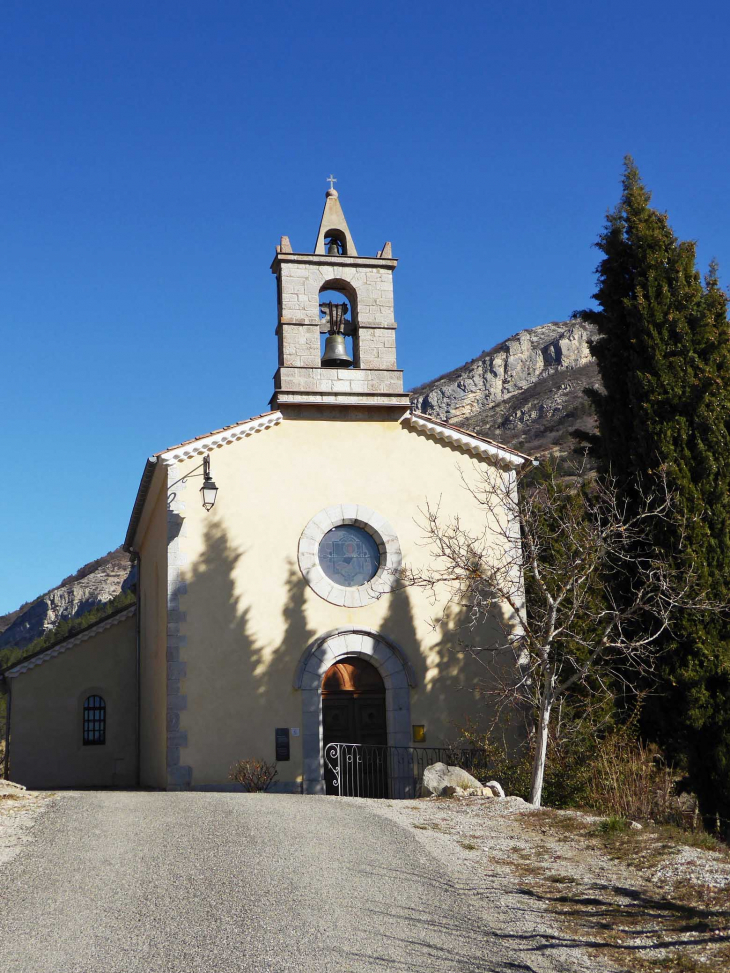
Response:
83,695,106,746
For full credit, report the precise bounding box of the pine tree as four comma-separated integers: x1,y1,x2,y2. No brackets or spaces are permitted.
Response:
581,158,730,827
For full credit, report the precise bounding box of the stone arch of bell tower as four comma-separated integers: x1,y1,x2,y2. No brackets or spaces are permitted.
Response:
270,187,410,410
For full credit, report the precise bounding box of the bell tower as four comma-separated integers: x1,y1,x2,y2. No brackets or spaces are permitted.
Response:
270,184,410,410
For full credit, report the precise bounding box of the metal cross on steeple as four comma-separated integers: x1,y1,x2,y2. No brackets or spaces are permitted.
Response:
327,174,337,191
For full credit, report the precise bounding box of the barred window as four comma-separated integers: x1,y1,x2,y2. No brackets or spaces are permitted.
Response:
83,695,106,746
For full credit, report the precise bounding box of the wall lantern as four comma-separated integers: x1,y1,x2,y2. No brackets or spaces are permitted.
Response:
200,454,219,512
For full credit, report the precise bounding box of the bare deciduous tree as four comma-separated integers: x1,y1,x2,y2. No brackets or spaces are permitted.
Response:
404,462,712,808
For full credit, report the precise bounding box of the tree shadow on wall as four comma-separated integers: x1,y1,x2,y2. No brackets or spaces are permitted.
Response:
181,518,519,783
382,582,519,752
253,558,315,715
182,521,314,783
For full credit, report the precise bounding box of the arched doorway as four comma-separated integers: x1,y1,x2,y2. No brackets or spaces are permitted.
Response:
322,657,387,796
295,628,415,795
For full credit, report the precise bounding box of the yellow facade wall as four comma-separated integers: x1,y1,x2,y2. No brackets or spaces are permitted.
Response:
136,474,169,788
8,613,137,789
163,413,518,789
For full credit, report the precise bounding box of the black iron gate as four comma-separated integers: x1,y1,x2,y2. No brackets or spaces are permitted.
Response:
323,743,493,799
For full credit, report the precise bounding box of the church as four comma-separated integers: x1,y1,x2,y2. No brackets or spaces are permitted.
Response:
1,187,529,793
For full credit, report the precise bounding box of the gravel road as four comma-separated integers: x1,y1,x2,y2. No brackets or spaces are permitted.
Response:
0,791,588,973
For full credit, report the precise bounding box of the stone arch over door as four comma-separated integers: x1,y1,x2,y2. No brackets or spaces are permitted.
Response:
294,628,416,795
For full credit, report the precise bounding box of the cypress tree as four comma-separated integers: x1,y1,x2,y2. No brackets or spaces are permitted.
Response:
581,157,730,826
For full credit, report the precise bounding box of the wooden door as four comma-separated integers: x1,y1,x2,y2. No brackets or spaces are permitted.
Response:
322,657,388,796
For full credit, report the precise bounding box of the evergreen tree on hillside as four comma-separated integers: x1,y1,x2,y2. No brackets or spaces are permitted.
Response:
580,157,730,826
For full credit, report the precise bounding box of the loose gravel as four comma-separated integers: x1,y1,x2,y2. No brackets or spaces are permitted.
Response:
0,789,62,868
649,842,730,890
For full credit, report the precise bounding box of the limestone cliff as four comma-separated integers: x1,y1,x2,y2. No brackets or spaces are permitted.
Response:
0,549,134,652
410,318,600,459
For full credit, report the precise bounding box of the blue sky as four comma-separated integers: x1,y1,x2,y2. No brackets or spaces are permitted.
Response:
2,1,730,613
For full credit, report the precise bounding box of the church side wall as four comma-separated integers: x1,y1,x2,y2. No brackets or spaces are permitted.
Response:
169,415,523,790
137,477,169,788
8,614,137,789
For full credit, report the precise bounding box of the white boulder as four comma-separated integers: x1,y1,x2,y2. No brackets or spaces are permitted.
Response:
421,762,486,798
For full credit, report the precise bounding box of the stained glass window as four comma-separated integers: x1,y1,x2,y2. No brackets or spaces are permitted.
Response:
83,695,106,746
318,526,380,587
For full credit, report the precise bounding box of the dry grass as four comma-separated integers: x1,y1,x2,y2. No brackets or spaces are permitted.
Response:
522,809,730,869
630,954,729,972
518,808,730,972
585,733,698,829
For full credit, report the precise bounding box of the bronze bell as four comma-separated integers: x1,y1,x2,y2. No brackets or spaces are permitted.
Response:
321,333,353,368
327,239,340,255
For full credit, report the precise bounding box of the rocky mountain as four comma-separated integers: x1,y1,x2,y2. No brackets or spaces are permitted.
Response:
0,548,134,652
410,318,600,460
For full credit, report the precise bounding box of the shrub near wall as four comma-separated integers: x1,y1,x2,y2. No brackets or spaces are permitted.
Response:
228,759,278,793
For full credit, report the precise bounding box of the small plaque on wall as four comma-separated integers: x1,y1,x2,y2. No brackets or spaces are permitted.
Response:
275,727,290,761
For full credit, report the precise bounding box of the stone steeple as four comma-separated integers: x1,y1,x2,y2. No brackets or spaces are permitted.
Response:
313,187,358,256
270,188,410,410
